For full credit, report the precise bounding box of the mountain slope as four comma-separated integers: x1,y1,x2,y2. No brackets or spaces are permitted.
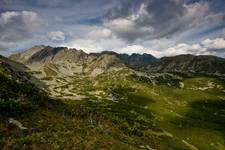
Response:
3,49,225,149
1,55,164,149
9,45,47,64
10,46,89,64
119,53,157,70
11,45,225,76
145,54,225,75
10,46,126,76
10,45,157,73
0,55,47,116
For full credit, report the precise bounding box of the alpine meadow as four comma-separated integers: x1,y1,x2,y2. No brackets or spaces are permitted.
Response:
1,0,225,150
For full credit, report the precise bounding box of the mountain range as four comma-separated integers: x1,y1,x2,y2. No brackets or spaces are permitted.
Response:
1,45,225,149
9,45,225,75
145,54,225,75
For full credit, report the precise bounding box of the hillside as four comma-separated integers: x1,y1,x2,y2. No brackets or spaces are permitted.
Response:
2,0,225,149
0,55,47,116
9,45,156,74
146,54,225,75
3,46,225,149
11,46,225,76
119,53,157,70
9,46,157,99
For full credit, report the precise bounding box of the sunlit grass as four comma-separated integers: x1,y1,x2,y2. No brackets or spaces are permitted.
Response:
1,68,225,149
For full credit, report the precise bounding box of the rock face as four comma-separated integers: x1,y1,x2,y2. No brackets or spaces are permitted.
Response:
9,45,225,76
145,54,225,75
9,46,157,77
119,53,157,70
9,45,47,64
10,46,88,65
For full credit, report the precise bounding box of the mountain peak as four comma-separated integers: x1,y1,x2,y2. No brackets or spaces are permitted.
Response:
9,45,157,68
9,45,225,76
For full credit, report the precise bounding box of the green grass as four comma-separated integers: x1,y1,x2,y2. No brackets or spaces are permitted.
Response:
72,71,225,150
1,68,225,149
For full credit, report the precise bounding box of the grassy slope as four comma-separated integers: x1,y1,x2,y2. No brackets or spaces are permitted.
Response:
67,71,225,150
0,64,151,149
1,66,225,149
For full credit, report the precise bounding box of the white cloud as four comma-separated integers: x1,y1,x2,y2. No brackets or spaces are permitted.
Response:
47,31,65,42
201,38,225,50
66,39,103,52
104,3,154,42
105,17,154,42
1,11,19,23
156,38,225,57
119,45,148,54
88,28,112,39
0,11,43,51
65,34,225,58
65,36,125,53
165,43,207,56
140,38,176,51
66,37,162,57
118,44,162,57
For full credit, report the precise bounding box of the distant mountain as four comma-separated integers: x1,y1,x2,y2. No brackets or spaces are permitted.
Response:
9,45,88,64
90,51,157,69
119,53,157,70
9,46,225,76
10,46,157,68
9,45,157,76
145,54,225,75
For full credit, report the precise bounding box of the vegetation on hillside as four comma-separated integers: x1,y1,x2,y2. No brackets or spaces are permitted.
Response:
1,58,225,149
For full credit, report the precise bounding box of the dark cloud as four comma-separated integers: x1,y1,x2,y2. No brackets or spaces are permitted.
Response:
206,48,225,58
105,0,225,42
0,0,224,57
105,0,146,19
0,11,43,51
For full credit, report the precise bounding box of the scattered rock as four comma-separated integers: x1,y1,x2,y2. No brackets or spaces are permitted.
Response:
179,82,184,88
144,106,148,109
90,68,104,77
145,145,156,150
139,145,156,150
182,139,198,150
9,118,27,130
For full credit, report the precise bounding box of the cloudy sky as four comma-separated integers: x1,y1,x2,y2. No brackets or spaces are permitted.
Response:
0,0,225,57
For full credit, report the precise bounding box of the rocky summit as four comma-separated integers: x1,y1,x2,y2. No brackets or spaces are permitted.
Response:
9,45,157,77
10,45,225,76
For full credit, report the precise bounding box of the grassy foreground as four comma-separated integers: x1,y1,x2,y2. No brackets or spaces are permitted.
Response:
1,68,225,149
